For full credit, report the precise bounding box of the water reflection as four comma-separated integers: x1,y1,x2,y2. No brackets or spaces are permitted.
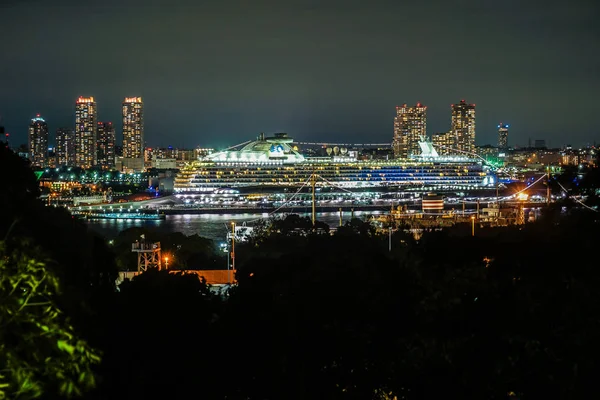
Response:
86,211,371,241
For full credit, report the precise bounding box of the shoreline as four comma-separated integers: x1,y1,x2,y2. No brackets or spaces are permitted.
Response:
161,204,391,215
82,201,545,216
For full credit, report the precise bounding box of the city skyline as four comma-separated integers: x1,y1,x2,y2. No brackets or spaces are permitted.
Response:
1,0,598,148
4,97,578,152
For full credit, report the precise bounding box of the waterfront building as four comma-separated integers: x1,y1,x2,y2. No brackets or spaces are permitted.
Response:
451,100,476,154
28,115,49,168
97,122,116,169
476,145,498,157
196,148,215,158
431,132,453,155
47,150,57,169
55,128,75,166
75,96,98,168
392,103,427,159
498,123,509,149
122,97,144,158
175,133,495,193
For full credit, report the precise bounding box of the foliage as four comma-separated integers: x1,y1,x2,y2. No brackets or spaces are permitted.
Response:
0,146,119,338
110,228,221,271
4,141,600,399
91,269,219,399
0,242,100,399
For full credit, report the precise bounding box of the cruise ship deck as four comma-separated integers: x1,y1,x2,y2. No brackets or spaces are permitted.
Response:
175,133,495,193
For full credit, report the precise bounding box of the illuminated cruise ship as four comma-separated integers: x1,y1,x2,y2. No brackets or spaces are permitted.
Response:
174,133,495,193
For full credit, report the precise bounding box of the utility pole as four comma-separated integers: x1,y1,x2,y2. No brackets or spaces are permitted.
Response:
311,168,316,226
230,222,236,283
389,201,393,252
471,216,475,237
339,207,342,227
546,164,551,205
227,242,230,280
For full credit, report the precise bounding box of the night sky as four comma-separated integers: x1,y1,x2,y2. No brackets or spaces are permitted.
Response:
1,0,599,149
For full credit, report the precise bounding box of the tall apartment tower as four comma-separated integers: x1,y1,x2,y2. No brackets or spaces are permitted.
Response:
392,103,427,158
431,132,453,155
55,128,75,166
74,96,98,168
28,115,49,168
122,97,144,158
498,123,509,149
451,100,476,154
97,122,116,169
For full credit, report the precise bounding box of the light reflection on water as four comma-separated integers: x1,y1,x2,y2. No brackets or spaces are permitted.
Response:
86,208,542,242
86,211,376,242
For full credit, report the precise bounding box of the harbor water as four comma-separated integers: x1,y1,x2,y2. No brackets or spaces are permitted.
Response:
86,210,379,242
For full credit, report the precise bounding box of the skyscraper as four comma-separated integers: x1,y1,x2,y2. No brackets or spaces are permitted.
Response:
498,123,509,149
28,115,49,168
55,128,75,167
392,103,427,158
431,132,453,155
122,97,144,159
97,122,116,169
451,100,476,154
75,96,97,168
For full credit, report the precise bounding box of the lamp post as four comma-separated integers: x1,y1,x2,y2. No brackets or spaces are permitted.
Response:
219,242,230,280
471,215,475,237
164,256,169,270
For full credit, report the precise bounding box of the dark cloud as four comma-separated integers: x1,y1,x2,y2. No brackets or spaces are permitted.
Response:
0,0,599,148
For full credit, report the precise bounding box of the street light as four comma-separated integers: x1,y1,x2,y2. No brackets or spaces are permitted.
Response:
164,256,169,269
471,215,475,237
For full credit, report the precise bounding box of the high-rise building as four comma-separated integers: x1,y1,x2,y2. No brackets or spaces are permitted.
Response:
431,132,453,155
97,122,116,169
392,103,427,158
122,97,144,159
498,123,509,149
28,115,49,168
55,128,75,166
75,96,98,168
451,100,476,154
